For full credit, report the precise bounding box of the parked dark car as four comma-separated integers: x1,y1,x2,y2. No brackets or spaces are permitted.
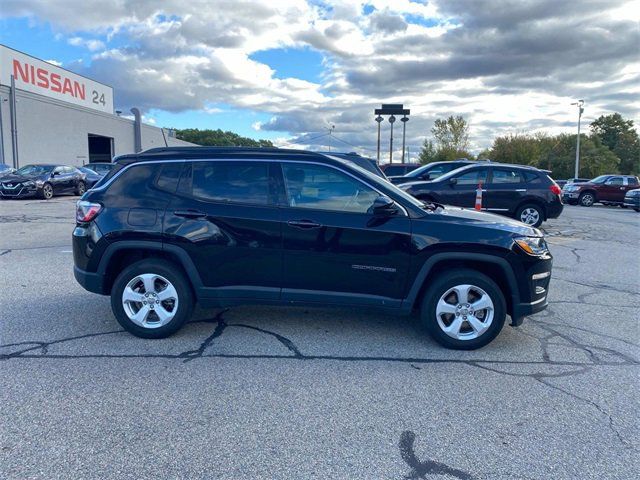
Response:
73,147,553,350
85,162,115,176
0,163,15,178
0,164,87,199
562,174,640,207
315,151,386,179
398,163,563,227
379,163,421,177
623,188,640,212
388,159,478,184
78,166,103,188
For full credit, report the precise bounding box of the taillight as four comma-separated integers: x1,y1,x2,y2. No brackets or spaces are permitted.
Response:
549,184,561,195
76,200,102,222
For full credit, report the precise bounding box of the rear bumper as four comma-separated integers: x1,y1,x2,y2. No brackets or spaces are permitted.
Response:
546,201,563,219
74,265,107,295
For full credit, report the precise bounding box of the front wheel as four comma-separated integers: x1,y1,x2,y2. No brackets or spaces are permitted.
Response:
40,183,54,200
75,181,86,196
110,259,194,339
516,203,543,227
634,207,640,213
420,269,506,350
579,192,595,207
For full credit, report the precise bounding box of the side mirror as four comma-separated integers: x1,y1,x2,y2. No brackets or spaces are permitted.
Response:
52,171,59,176
448,177,458,185
369,195,398,216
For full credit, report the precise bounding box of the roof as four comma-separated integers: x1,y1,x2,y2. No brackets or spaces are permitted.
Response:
113,146,346,166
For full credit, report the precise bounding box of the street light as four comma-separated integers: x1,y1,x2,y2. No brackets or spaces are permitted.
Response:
571,99,584,178
375,115,383,163
388,115,396,163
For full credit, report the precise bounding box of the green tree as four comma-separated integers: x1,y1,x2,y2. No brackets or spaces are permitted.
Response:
590,114,639,174
174,128,274,147
418,115,474,164
432,115,470,151
490,133,542,167
417,139,436,165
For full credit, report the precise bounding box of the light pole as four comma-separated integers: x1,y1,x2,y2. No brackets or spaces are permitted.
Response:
400,115,409,163
389,115,396,163
375,115,383,163
571,99,584,178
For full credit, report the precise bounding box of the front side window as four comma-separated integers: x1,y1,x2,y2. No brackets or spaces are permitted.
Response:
455,168,489,185
282,163,379,213
182,161,270,205
491,169,523,184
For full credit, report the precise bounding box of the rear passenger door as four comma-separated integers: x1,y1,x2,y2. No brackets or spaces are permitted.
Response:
163,160,282,302
600,176,625,202
485,167,526,214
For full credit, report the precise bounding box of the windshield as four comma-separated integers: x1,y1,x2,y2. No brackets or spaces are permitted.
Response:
590,175,609,184
16,165,54,175
404,164,432,178
79,167,97,174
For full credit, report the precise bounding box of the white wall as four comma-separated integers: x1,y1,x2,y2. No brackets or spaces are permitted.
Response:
0,86,194,168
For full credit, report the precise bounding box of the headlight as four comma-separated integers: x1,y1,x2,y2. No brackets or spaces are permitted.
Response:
24,181,35,187
514,236,549,256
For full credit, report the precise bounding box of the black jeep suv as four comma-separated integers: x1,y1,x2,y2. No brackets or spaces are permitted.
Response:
73,147,552,350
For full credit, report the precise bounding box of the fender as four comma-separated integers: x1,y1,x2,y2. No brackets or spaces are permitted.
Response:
97,240,204,289
401,252,520,314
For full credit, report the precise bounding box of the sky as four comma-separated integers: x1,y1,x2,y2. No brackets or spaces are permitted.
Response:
1,0,639,160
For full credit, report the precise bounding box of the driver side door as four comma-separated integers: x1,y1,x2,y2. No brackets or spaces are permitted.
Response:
278,162,412,306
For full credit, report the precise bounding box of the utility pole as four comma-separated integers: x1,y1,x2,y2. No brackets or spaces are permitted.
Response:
389,115,396,163
571,99,584,178
375,115,383,164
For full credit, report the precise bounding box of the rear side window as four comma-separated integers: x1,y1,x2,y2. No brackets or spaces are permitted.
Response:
524,172,542,183
179,161,271,205
155,163,182,193
491,169,523,184
627,177,638,185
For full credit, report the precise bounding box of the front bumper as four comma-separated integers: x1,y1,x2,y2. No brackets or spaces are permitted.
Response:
562,192,580,203
511,296,548,325
0,185,39,198
623,196,640,208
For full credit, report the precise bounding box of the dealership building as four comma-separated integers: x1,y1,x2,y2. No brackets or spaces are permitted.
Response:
0,45,193,169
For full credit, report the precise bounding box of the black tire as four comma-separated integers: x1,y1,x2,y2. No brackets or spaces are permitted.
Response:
620,204,627,209
420,268,506,350
40,182,54,200
75,181,86,196
110,259,194,339
578,191,595,207
634,208,640,212
515,203,544,227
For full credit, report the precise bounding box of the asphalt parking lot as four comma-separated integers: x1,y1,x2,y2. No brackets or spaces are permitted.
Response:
1,197,639,479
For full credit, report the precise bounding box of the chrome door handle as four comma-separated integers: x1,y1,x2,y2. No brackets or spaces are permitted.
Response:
515,189,526,192
174,209,207,219
287,220,322,229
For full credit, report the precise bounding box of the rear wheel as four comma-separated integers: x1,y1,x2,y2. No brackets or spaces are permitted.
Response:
516,203,543,227
420,269,506,350
579,191,595,207
111,259,194,339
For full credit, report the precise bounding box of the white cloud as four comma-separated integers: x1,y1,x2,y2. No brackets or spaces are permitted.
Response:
3,0,638,152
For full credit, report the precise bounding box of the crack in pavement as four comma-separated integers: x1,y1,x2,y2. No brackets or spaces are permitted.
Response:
2,303,638,451
399,431,474,480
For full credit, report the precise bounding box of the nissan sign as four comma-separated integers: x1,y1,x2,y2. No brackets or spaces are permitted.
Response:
0,44,114,114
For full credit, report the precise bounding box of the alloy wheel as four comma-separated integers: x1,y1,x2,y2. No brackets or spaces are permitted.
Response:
520,207,540,225
435,284,494,340
121,273,179,328
581,193,594,206
43,184,53,199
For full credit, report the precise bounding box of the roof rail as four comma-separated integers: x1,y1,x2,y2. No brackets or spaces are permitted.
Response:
139,146,314,156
